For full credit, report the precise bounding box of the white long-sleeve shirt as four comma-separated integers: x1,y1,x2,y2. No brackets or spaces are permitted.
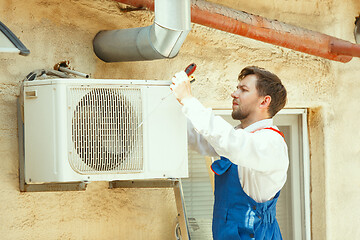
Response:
182,97,289,203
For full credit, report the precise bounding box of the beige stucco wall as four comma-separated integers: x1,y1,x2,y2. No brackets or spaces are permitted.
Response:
0,0,359,239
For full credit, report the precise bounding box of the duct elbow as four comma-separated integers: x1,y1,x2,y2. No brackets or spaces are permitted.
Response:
149,23,190,58
93,0,191,62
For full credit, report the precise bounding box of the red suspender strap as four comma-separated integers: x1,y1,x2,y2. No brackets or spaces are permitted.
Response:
251,127,285,140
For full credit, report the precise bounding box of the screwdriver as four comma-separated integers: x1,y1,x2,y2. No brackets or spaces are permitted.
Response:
185,63,197,83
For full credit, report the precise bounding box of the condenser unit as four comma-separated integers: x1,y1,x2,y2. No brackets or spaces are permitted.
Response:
21,79,188,184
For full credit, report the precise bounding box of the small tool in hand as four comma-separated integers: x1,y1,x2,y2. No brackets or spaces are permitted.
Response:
164,63,197,101
185,63,197,83
139,63,198,129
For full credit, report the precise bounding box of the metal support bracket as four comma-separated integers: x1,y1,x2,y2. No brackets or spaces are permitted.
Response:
109,179,190,240
20,181,88,192
17,98,87,192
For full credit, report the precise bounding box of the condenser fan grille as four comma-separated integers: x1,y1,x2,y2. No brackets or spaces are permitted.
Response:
69,87,143,174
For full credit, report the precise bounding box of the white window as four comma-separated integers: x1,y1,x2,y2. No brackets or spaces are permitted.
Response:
181,109,310,240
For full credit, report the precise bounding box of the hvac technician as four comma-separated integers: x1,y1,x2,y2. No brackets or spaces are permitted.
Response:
171,66,289,240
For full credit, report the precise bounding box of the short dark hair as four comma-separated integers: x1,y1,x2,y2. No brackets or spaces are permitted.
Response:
239,66,287,117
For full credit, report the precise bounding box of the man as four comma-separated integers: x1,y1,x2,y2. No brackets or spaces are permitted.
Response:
171,66,288,239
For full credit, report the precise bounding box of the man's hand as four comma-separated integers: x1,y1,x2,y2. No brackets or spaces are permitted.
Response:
170,71,193,105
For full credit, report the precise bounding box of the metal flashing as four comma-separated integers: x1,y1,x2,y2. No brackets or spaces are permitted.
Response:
0,21,29,56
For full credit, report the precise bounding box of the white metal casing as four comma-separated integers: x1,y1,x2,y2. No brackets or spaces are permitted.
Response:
22,79,188,183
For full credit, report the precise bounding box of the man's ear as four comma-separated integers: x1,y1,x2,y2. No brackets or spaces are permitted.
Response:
260,95,271,109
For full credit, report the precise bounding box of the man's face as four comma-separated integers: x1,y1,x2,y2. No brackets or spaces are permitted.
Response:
231,74,261,121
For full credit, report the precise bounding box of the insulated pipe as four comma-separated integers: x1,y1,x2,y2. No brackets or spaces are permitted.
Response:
114,0,360,63
93,0,191,62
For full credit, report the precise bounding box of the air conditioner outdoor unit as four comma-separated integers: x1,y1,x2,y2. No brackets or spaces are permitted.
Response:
21,79,188,184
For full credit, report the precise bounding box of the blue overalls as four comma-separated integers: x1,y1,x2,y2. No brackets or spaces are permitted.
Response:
211,156,283,240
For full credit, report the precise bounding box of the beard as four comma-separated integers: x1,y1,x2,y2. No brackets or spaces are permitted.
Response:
231,106,250,120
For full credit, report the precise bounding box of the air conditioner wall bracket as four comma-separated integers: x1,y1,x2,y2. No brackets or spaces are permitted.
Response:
109,179,190,240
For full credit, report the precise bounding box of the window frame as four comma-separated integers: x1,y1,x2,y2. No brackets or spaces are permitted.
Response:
276,109,311,240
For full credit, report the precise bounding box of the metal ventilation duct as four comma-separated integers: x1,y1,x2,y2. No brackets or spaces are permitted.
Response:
93,0,191,62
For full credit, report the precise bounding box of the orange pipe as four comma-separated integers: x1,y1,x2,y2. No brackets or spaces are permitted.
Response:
114,0,358,63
